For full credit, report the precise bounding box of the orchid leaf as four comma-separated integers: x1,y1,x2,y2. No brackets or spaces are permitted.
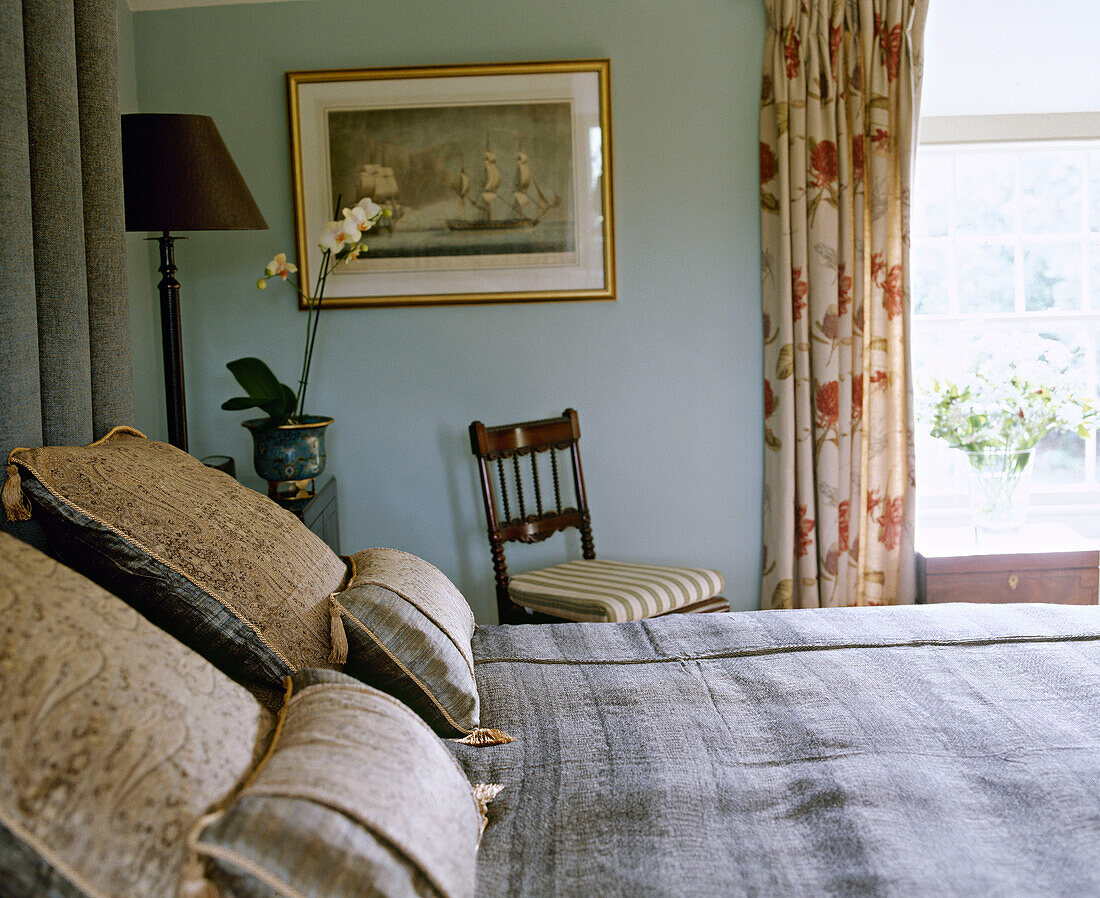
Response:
269,383,297,420
220,396,259,411
224,357,297,424
227,357,283,400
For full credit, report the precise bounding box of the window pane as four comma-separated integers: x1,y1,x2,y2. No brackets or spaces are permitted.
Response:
1024,242,1081,311
912,244,949,314
912,320,976,497
955,153,1014,235
914,321,1086,386
913,154,951,238
957,244,1014,313
914,321,1091,492
910,317,975,386
914,430,966,503
1092,243,1100,309
1033,430,1085,485
1091,150,1100,232
915,140,1100,503
1026,328,1087,486
1036,326,1088,380
1021,150,1082,234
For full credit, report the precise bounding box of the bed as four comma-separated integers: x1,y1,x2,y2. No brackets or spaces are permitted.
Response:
455,603,1100,896
4,430,1100,897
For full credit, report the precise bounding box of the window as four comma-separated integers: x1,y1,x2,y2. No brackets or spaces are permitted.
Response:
911,136,1100,529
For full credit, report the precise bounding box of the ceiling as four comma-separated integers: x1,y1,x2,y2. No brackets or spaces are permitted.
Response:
127,0,307,11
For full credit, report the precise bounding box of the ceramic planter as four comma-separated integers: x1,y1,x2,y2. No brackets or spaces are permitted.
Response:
243,415,333,495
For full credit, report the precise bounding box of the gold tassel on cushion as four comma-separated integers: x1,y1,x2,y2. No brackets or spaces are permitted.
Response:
2,464,31,522
177,811,226,898
176,855,221,898
471,783,505,837
456,727,514,746
175,678,294,898
328,594,348,665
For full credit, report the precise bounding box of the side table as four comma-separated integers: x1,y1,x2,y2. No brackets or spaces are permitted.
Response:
916,522,1098,605
275,476,340,554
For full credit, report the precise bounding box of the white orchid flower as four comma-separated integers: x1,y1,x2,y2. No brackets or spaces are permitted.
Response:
344,197,384,233
318,219,356,253
263,252,298,280
340,207,370,235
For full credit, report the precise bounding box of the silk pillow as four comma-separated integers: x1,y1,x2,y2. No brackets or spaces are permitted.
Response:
330,547,509,743
187,669,499,898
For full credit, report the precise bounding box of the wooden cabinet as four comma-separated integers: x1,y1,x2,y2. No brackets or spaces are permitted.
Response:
917,523,1098,605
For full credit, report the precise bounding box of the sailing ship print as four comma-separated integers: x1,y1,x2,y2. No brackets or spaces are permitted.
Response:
356,160,403,232
324,101,575,260
447,141,560,231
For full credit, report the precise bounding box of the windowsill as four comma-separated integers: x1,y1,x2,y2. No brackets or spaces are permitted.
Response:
918,497,1100,541
916,520,1098,558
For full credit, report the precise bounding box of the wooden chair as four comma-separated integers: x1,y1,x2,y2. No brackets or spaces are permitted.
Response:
469,408,729,624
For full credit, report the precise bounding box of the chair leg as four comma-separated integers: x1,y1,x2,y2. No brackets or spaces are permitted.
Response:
496,594,573,625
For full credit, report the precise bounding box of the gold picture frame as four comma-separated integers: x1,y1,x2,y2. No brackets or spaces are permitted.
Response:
286,59,616,307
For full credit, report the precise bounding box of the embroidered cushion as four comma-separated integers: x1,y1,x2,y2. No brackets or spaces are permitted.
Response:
0,531,272,898
330,548,490,739
188,669,491,898
4,427,348,702
507,558,726,622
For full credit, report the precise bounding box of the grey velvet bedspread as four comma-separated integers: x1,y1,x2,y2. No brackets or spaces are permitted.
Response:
451,603,1100,897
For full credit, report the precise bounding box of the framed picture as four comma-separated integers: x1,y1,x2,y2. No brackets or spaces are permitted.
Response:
286,59,616,307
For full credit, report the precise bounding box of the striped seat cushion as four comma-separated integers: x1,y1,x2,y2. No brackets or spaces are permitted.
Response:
660,595,731,615
508,559,725,622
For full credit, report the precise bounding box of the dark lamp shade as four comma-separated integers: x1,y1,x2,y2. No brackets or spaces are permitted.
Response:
121,113,268,232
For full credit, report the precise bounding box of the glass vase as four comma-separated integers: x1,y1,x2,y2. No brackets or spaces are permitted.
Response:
963,447,1033,537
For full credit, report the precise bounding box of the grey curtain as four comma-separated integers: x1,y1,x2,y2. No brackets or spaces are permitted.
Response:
0,0,133,483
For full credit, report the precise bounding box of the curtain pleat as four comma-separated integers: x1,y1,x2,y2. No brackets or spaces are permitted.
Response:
0,0,43,452
1,0,132,535
75,0,132,437
24,0,95,446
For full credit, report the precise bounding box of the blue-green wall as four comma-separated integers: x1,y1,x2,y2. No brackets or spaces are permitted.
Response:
127,0,766,621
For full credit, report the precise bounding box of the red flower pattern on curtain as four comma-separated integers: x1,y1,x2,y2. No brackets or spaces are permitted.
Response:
759,0,927,608
810,140,838,186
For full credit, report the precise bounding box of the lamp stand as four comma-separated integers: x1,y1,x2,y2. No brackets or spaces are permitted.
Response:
154,231,188,451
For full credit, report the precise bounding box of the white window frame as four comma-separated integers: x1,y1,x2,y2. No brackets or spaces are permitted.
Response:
914,113,1100,537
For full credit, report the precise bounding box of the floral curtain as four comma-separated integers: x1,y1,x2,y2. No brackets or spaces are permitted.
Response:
760,0,928,608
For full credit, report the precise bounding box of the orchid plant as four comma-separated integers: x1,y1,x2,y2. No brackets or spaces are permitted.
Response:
222,197,384,426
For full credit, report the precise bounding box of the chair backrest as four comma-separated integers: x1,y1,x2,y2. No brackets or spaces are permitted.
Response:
469,408,595,622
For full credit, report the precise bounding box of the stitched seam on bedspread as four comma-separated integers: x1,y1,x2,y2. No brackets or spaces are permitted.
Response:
473,631,1100,665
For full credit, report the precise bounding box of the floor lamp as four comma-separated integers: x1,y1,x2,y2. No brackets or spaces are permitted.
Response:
121,114,268,452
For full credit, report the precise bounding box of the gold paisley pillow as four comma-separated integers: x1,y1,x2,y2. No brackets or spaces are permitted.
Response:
4,427,348,700
0,531,273,897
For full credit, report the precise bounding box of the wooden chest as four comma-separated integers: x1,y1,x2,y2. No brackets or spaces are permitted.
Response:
917,523,1099,606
